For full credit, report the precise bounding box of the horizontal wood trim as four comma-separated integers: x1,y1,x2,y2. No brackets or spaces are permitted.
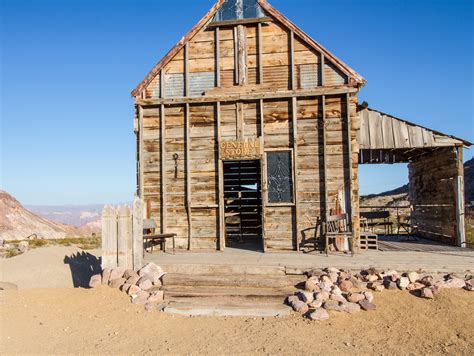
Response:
206,17,272,28
136,86,359,106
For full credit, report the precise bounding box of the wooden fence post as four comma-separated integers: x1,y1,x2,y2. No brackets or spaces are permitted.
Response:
132,197,144,269
101,205,118,269
117,205,133,269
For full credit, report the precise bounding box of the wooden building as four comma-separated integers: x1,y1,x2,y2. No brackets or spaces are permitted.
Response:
132,0,471,251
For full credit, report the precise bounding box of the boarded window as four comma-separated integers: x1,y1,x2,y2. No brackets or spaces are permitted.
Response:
298,64,320,89
213,0,265,22
267,151,293,203
189,71,215,97
164,73,185,97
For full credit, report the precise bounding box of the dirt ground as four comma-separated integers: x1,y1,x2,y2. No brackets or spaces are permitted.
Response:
1,287,472,355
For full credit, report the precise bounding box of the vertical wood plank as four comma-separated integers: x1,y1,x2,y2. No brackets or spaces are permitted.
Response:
101,205,118,269
345,93,353,233
132,197,144,270
290,31,295,90
292,97,300,251
233,27,239,85
117,205,133,269
455,146,466,247
237,25,248,85
215,27,221,87
237,101,244,140
320,54,325,86
322,95,328,219
258,22,263,85
184,42,190,96
138,105,144,199
259,99,267,251
217,102,225,251
185,103,192,249
160,104,167,234
160,70,164,98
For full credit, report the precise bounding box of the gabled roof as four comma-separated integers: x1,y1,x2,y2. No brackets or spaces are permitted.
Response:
131,0,366,97
358,107,472,149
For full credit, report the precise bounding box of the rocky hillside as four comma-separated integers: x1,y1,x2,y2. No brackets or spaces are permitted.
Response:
0,190,98,241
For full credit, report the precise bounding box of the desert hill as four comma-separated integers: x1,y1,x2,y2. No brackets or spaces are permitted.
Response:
0,190,98,241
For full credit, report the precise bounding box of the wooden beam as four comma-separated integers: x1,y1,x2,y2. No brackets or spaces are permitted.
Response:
206,16,272,28
292,97,300,251
215,27,221,87
160,70,164,98
258,22,263,85
185,103,192,250
290,31,296,90
217,102,225,251
320,54,325,87
184,42,190,97
233,27,239,85
237,101,244,140
237,25,248,85
259,99,267,252
322,95,328,220
160,104,167,234
455,146,466,247
138,105,144,199
345,93,353,236
136,86,359,106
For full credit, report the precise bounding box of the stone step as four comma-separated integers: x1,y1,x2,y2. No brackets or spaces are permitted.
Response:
163,302,291,317
162,273,303,289
160,263,286,276
164,286,295,303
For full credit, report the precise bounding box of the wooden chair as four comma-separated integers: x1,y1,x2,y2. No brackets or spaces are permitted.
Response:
143,219,176,255
323,214,355,257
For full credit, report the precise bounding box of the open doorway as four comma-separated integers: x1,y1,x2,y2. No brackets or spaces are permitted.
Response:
223,160,263,251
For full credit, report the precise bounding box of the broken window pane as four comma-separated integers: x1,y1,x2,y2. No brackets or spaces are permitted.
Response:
267,151,293,203
213,0,265,22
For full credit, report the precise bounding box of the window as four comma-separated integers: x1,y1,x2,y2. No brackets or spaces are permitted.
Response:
213,0,265,22
267,151,293,203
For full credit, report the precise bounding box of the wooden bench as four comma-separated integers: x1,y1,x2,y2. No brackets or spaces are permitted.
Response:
360,211,393,235
143,219,176,255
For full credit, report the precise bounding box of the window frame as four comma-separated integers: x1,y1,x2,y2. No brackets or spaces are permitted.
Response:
264,148,296,207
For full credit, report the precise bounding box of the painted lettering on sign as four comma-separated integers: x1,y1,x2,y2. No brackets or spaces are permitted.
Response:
219,138,263,160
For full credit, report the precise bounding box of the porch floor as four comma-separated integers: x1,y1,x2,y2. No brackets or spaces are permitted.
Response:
146,244,474,274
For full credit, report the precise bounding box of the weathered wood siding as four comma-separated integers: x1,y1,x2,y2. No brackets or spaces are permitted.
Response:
408,148,459,244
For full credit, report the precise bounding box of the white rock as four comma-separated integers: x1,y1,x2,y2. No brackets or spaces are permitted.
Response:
308,308,329,321
398,277,410,290
363,291,374,303
407,272,419,283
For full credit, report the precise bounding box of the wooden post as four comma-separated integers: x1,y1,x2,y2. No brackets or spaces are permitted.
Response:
233,27,239,85
290,31,296,90
117,205,133,269
132,197,144,270
237,101,244,140
138,105,144,199
320,54,325,86
160,104,167,234
215,27,221,87
217,102,225,251
258,22,263,85
292,97,300,251
259,99,267,251
455,146,466,247
345,93,353,230
160,70,165,98
237,25,248,85
185,103,192,250
185,42,190,96
322,95,328,220
101,205,118,269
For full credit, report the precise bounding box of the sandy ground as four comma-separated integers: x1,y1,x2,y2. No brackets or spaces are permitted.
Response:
1,287,473,355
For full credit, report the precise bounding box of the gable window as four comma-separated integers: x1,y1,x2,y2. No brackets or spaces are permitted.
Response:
213,0,265,22
267,151,293,203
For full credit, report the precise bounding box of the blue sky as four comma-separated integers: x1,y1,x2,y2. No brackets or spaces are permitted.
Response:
1,0,473,205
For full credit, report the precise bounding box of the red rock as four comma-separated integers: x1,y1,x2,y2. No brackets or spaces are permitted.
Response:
465,279,474,291
298,291,314,304
308,308,329,321
138,263,165,279
148,291,165,303
128,285,141,296
137,276,153,291
363,291,374,303
339,280,353,292
407,282,425,291
443,278,466,289
330,294,347,304
420,287,434,299
323,300,345,312
121,283,131,293
397,277,410,290
126,276,140,286
89,274,102,288
131,291,150,305
124,269,139,279
101,268,112,285
144,303,154,312
110,267,126,280
286,295,300,305
347,293,365,303
108,278,126,289
292,300,309,314
305,277,319,292
407,272,419,283
359,299,376,311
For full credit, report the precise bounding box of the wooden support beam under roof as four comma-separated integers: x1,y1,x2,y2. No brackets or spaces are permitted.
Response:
206,16,272,28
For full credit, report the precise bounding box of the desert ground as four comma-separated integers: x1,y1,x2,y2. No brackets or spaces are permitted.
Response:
1,287,473,355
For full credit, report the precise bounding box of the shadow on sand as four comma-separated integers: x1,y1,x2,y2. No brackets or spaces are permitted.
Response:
64,251,102,288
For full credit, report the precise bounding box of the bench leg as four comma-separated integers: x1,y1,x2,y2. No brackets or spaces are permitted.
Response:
173,236,176,255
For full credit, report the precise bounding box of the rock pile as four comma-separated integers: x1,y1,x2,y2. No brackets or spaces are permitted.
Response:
89,262,166,310
286,267,473,321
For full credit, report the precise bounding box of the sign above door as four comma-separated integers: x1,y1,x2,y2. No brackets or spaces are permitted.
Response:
219,137,263,160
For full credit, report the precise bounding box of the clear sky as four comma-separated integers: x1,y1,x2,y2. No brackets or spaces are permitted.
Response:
1,0,473,205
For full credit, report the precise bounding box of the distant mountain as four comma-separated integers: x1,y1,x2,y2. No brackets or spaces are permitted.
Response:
0,190,99,241
362,157,473,206
26,204,103,227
